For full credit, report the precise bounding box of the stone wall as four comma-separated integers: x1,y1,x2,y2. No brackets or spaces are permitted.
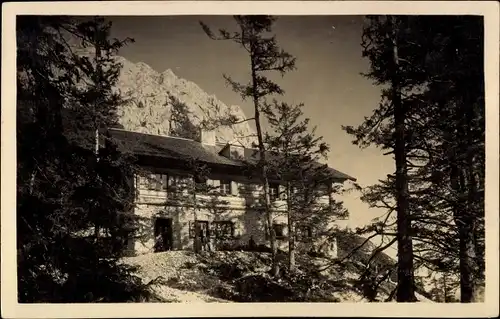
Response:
128,201,338,258
127,171,341,258
129,203,282,254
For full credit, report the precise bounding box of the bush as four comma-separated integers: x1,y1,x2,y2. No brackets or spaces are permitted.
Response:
234,274,296,302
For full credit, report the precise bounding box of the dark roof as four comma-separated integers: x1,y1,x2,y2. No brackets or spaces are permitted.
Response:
236,145,356,182
108,128,240,166
108,128,356,182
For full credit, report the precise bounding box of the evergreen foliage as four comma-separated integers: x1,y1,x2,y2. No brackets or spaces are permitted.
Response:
344,15,485,302
263,100,349,271
200,15,296,277
17,16,152,302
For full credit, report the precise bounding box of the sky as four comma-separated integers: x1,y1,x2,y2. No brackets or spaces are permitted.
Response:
107,15,394,234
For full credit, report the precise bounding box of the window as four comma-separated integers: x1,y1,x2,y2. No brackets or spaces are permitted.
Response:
219,179,232,196
189,220,209,238
212,221,234,239
296,224,313,241
145,173,168,191
269,183,280,201
168,175,190,193
273,223,287,239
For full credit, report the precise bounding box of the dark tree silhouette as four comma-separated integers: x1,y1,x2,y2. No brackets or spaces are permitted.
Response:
343,15,484,302
17,16,152,302
344,15,418,302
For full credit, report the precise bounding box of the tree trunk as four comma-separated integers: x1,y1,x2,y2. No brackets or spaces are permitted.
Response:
389,16,417,302
95,128,99,162
473,223,484,281
93,36,102,247
192,180,200,253
464,97,482,299
449,158,477,302
286,183,296,272
464,165,480,302
250,51,279,278
443,273,449,302
458,221,477,302
448,94,480,302
261,157,279,277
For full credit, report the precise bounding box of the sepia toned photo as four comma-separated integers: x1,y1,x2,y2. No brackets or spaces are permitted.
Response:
2,1,499,318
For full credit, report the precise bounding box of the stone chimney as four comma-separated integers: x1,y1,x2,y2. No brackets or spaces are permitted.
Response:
200,129,216,145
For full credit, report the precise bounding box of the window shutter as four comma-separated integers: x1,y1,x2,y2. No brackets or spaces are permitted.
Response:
189,221,195,238
230,181,236,196
137,174,144,189
212,179,220,194
161,174,168,190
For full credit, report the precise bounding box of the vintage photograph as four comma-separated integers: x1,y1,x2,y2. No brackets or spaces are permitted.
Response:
5,2,496,314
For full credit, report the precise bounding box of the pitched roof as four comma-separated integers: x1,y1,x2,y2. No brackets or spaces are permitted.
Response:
107,128,356,182
108,128,240,166
227,144,356,181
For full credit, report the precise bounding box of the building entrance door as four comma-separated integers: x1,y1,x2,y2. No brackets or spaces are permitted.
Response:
154,217,173,252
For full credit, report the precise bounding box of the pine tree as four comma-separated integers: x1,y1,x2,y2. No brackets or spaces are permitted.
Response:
344,15,419,302
428,272,460,302
17,16,151,302
343,15,484,302
406,16,485,302
167,94,201,141
263,100,347,271
200,15,296,277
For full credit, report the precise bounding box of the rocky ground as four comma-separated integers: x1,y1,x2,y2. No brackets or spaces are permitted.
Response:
121,251,433,303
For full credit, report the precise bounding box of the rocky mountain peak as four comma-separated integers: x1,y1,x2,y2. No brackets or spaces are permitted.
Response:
114,57,256,146
61,29,256,146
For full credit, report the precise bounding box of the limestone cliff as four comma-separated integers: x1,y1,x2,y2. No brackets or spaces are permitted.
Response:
114,57,256,146
64,30,256,146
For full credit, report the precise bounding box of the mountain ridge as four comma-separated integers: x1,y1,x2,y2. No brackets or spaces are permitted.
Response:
113,55,256,147
62,31,256,147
